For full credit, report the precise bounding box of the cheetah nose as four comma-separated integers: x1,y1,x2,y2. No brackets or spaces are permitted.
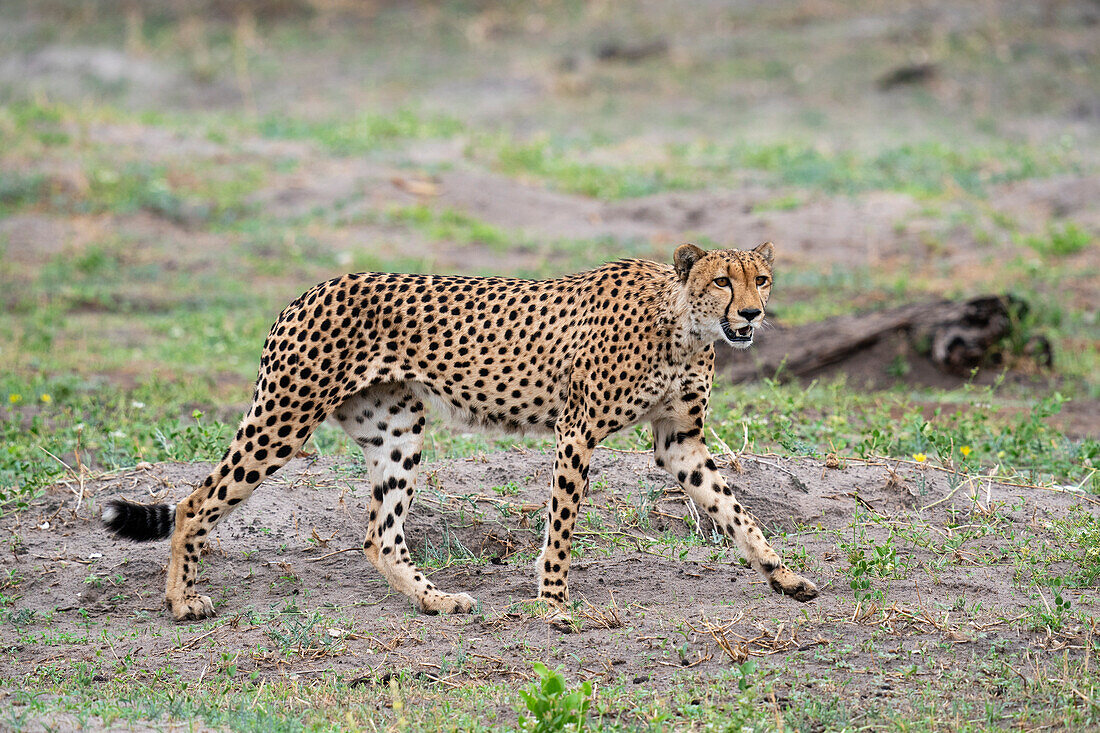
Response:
737,308,762,321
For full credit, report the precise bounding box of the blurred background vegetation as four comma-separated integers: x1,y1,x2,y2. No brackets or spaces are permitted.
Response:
1,0,1097,502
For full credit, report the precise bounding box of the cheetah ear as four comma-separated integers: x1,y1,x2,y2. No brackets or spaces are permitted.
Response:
673,243,705,283
753,241,775,265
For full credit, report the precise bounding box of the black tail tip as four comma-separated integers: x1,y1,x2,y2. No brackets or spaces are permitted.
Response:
102,498,176,542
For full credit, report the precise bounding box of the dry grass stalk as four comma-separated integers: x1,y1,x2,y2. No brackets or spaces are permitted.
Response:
576,593,624,630
884,465,907,491
690,613,819,664
310,527,337,547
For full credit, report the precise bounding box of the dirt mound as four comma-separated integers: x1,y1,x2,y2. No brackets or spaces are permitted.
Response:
2,447,1095,718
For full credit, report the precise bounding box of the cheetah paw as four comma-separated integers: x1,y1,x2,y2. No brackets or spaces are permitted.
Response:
768,568,819,603
545,607,577,633
532,595,575,630
419,592,477,615
167,594,216,622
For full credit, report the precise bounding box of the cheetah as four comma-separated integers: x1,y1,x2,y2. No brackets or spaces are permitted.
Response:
103,242,818,621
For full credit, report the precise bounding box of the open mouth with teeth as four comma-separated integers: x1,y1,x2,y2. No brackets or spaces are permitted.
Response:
720,319,754,343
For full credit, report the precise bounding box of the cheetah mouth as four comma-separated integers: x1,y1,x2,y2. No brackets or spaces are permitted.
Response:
720,319,754,345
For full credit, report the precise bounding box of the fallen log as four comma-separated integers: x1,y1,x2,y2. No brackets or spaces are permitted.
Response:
716,295,1051,384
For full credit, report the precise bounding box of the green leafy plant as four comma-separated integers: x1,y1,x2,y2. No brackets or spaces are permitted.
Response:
518,662,592,733
732,659,758,692
846,547,875,602
841,520,903,603
1030,576,1074,631
1025,222,1091,257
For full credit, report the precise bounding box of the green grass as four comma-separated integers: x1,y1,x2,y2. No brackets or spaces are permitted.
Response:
256,108,465,156
715,378,1096,488
707,139,1081,197
0,666,777,731
0,375,236,505
0,171,48,214
3,632,1100,730
378,204,516,251
472,134,1085,201
751,193,803,212
1024,222,1094,257
0,107,268,226
485,136,697,199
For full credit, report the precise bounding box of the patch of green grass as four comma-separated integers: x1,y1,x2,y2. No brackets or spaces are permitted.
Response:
256,108,464,156
380,204,515,251
0,171,49,214
1026,575,1077,632
0,102,268,227
255,605,351,661
233,230,338,276
0,374,237,505
691,138,1082,197
18,242,162,314
708,378,1098,491
4,100,71,145
0,100,78,156
751,193,803,212
1024,222,1093,257
7,651,1099,731
478,133,1083,200
839,512,914,604
1,158,265,228
486,136,696,199
0,655,792,732
1022,507,1100,591
79,160,264,227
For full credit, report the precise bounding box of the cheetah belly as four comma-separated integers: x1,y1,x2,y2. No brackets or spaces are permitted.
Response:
408,381,562,437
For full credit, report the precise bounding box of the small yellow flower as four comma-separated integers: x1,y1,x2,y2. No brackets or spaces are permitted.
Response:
960,445,971,457
40,393,52,404
8,393,20,404
913,453,927,463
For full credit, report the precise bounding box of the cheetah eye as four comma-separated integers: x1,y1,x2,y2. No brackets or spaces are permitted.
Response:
713,277,730,288
755,276,769,287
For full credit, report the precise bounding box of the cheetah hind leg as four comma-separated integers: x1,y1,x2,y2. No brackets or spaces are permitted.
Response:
160,404,322,621
335,385,476,614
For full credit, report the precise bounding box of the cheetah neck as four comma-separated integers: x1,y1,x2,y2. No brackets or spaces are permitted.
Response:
657,273,714,365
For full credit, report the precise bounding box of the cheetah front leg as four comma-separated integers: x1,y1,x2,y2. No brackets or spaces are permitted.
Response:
652,416,818,602
335,386,475,614
536,416,596,607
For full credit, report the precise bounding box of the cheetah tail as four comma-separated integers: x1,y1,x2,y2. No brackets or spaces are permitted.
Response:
102,498,176,542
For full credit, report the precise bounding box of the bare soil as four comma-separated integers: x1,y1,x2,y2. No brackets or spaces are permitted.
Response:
2,447,1095,714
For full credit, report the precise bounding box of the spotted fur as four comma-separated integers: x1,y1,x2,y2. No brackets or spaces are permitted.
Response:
103,242,818,621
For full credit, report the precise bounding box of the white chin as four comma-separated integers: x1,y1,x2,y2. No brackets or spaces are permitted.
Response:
723,337,754,350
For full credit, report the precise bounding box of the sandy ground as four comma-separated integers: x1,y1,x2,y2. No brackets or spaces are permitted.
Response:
2,447,1095,714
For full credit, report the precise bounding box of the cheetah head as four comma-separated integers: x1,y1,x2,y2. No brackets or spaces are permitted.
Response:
674,242,774,350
